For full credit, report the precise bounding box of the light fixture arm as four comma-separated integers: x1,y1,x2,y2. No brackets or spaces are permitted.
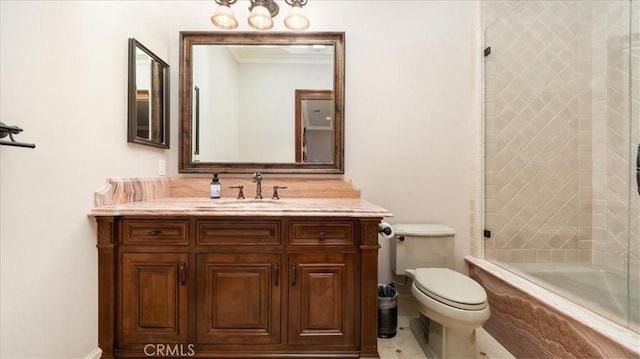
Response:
249,0,280,18
284,0,307,7
214,0,238,5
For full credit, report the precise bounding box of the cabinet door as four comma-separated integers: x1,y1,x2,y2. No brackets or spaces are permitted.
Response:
288,253,355,346
121,253,189,344
197,253,282,345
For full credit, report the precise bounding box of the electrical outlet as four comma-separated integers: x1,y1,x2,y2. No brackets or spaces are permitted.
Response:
158,159,167,176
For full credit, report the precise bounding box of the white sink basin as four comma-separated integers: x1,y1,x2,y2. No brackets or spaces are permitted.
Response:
196,199,284,209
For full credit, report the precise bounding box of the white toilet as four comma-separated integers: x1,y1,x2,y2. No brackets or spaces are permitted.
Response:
390,224,490,359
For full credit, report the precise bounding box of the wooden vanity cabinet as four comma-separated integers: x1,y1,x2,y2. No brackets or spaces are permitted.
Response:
121,253,189,345
196,252,282,346
288,253,356,348
96,215,382,358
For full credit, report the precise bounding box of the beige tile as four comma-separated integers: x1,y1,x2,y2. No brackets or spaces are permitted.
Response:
509,249,523,262
578,250,591,263
551,249,565,262
565,249,580,262
476,328,516,359
537,249,552,262
523,249,537,262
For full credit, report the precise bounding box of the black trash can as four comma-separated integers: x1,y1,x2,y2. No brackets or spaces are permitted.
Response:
377,284,399,338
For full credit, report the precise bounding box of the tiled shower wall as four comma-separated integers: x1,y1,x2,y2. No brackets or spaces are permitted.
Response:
480,0,638,273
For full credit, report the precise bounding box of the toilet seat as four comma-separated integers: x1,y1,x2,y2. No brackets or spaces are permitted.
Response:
413,268,487,311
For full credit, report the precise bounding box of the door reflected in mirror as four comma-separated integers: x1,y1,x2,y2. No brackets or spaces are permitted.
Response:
180,32,344,174
295,90,334,163
128,38,170,149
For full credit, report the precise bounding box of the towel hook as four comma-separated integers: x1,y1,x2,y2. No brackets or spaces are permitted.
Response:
0,122,36,148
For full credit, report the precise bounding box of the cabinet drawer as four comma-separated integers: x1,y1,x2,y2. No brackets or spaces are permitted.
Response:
289,220,354,246
123,220,189,245
197,220,281,246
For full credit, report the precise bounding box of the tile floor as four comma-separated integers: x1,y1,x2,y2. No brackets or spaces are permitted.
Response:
377,295,515,359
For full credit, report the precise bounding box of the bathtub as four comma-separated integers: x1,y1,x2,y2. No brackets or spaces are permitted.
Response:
509,262,639,326
465,256,640,359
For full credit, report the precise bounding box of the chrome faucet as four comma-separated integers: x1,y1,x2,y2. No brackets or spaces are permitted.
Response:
252,172,263,199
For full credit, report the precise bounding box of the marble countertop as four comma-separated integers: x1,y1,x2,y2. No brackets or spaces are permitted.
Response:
89,197,393,218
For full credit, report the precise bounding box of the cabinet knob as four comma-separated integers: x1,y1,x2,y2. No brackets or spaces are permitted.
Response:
318,231,327,239
148,230,160,236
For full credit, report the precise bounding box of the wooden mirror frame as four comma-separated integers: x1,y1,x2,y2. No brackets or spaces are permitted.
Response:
127,38,170,149
179,32,345,174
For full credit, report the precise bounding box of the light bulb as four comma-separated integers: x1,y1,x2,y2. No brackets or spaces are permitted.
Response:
211,5,238,30
248,5,273,30
284,6,309,30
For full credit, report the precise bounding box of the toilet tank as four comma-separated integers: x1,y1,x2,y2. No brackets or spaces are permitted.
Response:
390,224,456,276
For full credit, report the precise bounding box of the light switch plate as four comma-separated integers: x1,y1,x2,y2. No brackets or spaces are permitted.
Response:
159,159,167,176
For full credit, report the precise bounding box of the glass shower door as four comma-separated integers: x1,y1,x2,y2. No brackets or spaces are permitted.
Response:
483,0,638,331
483,0,588,266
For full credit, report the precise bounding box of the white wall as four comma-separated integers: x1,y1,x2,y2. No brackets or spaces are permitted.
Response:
0,2,172,358
193,46,241,161
0,1,478,357
238,62,331,162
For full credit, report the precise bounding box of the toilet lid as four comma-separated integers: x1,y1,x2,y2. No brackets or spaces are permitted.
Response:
393,224,456,237
414,268,488,311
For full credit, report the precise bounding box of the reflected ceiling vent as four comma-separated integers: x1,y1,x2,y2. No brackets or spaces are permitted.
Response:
303,99,333,131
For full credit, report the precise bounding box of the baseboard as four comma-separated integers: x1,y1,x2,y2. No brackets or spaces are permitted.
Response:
84,348,102,359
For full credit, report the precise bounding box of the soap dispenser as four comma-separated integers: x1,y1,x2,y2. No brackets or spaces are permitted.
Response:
210,173,221,199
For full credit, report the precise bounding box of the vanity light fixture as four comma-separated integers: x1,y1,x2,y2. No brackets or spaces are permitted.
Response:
211,0,239,30
211,0,310,31
283,0,309,30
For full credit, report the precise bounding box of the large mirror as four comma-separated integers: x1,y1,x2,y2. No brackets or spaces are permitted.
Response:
179,32,344,173
128,38,170,148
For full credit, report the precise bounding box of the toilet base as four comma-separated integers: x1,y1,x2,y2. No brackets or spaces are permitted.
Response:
410,317,436,359
410,314,477,359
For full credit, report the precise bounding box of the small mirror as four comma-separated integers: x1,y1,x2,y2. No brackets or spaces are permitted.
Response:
128,38,170,148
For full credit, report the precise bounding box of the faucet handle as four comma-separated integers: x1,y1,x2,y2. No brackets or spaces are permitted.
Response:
272,185,288,200
229,185,245,199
